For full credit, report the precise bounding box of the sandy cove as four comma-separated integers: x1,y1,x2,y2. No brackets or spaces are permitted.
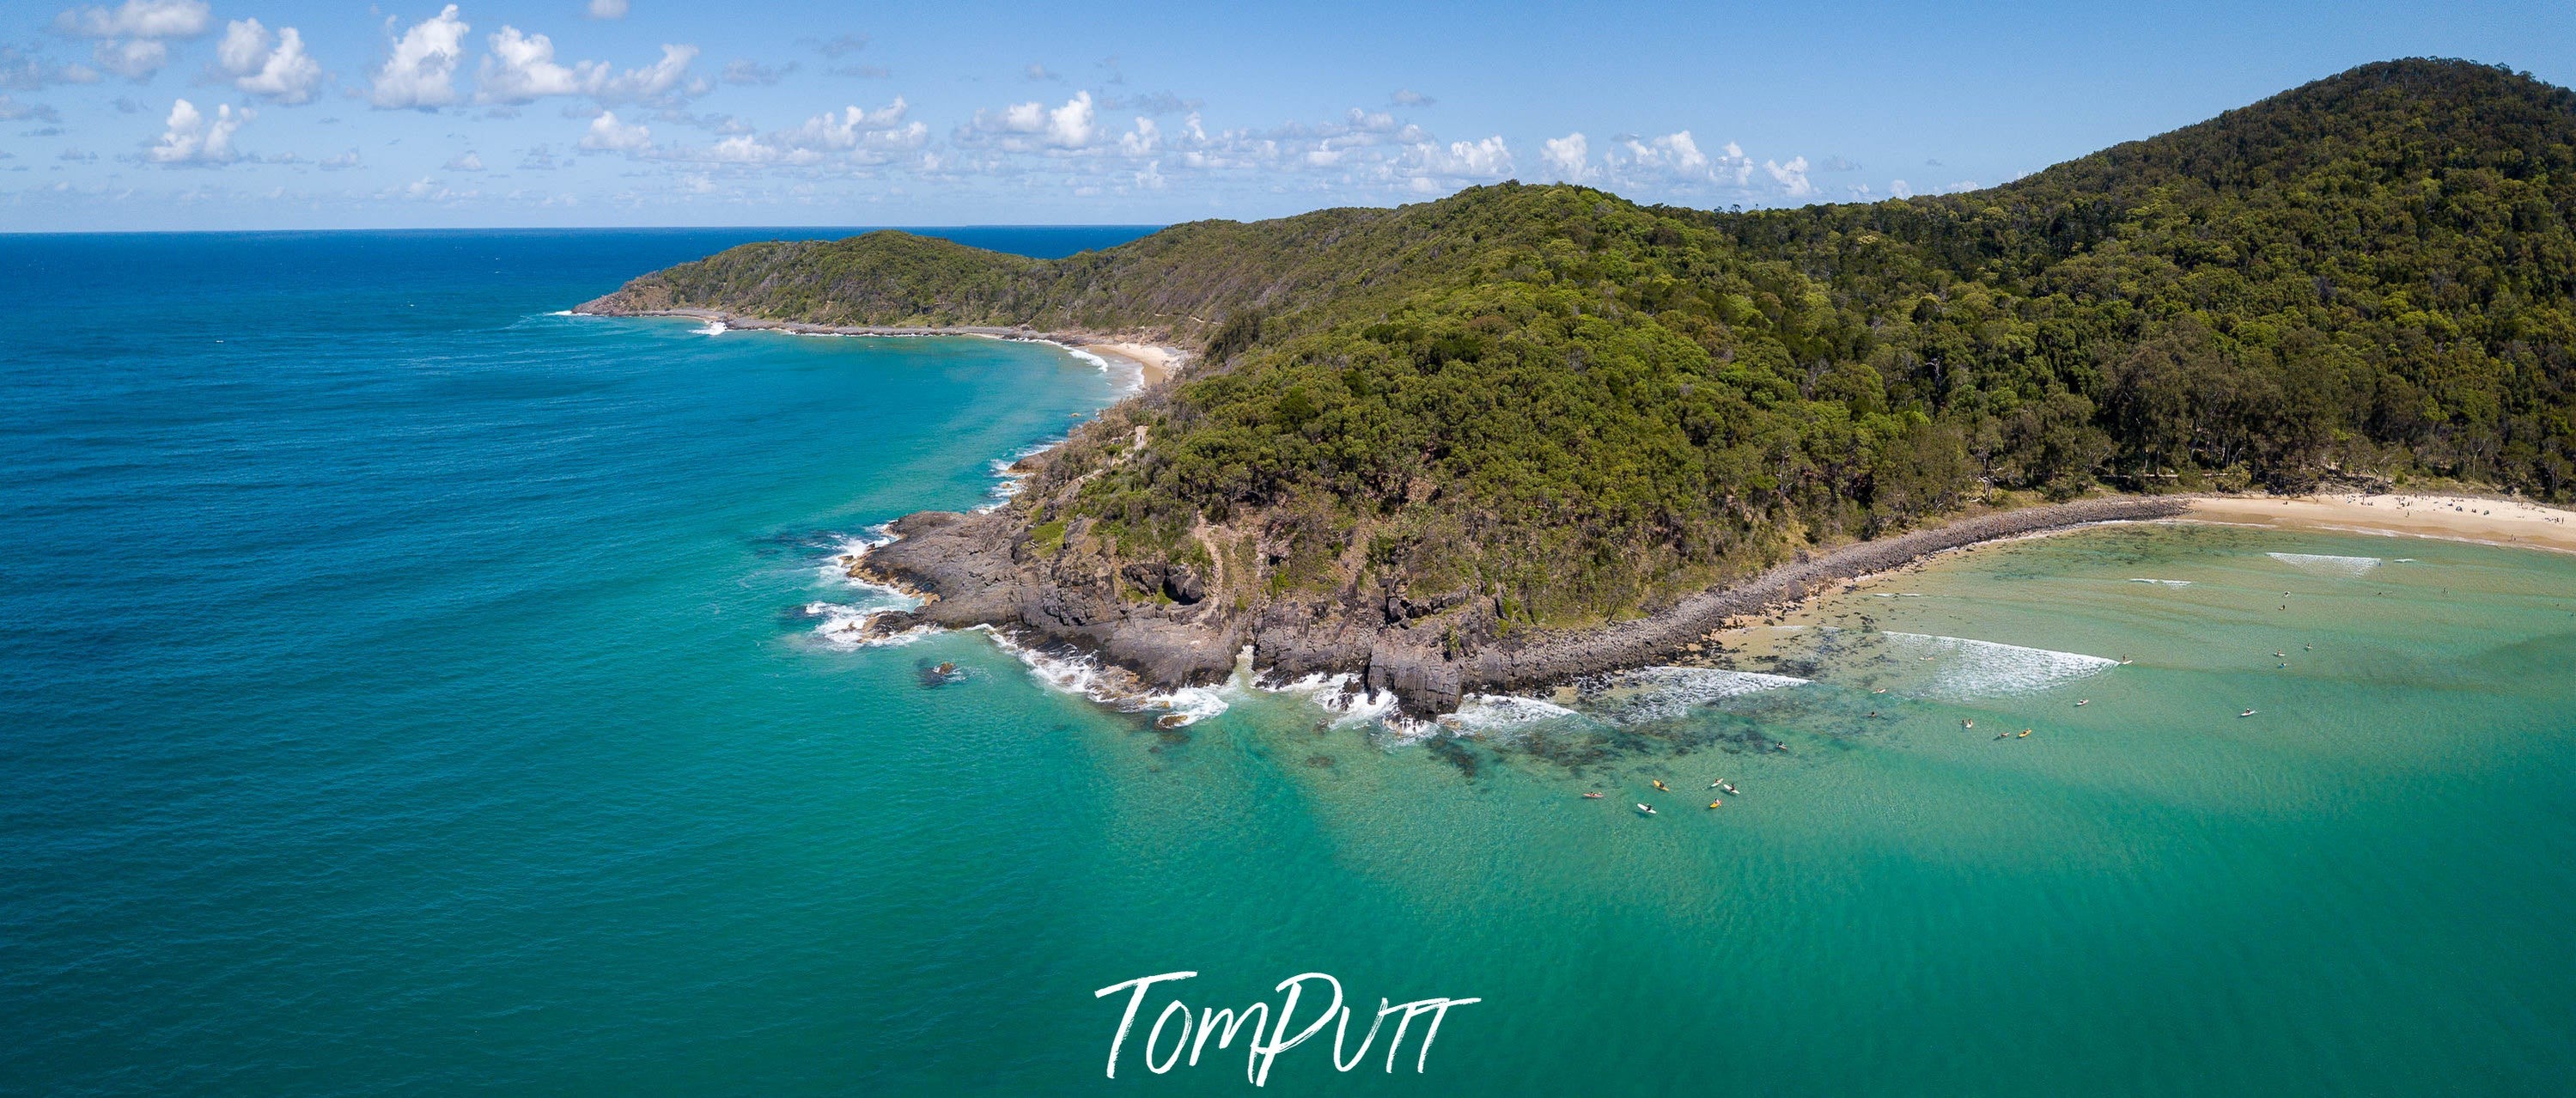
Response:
569,306,1189,387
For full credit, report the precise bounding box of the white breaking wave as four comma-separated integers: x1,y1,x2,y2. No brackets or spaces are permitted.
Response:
2266,552,2381,577
1060,345,1146,393
1884,631,2116,698
1158,685,1233,727
807,529,923,648
1441,693,1586,734
1585,666,1810,723
977,627,1235,727
2128,577,2193,587
977,442,1061,512
806,600,931,648
1258,671,1401,728
693,319,729,335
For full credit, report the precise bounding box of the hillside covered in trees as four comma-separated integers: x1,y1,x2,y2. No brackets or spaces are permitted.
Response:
584,58,2576,638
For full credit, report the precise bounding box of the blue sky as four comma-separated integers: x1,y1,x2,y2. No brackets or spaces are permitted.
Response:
2,0,2570,229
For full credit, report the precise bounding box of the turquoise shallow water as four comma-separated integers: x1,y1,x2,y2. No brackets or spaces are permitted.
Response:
5,232,2576,1095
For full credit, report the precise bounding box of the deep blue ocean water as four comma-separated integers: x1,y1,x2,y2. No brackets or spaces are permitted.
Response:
5,229,2575,1096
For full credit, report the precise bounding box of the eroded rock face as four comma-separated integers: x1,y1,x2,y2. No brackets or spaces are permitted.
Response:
1363,641,1464,714
1163,563,1206,605
856,497,2194,717
1119,561,1166,596
859,510,1240,689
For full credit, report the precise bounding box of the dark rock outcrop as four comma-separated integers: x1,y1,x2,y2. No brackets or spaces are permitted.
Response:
857,496,2192,717
865,492,2195,717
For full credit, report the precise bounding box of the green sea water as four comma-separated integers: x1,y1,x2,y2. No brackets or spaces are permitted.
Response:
6,232,2574,1095
944,522,2576,1095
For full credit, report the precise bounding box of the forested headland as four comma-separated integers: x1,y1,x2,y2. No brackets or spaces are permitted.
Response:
582,59,2576,698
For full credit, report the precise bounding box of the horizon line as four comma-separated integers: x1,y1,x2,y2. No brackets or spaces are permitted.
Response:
0,223,1176,238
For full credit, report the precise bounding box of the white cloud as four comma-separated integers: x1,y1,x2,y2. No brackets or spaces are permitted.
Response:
779,99,913,149
594,44,697,104
478,27,584,102
1117,117,1158,156
1046,91,1096,147
1345,107,1397,133
216,19,322,105
381,175,477,202
319,149,359,169
214,18,262,73
1623,131,1708,174
54,0,204,82
1541,131,1590,181
372,5,470,110
1762,156,1814,197
1,45,101,89
586,0,630,19
52,0,208,40
580,109,651,152
1391,88,1434,107
145,96,247,165
1889,179,1912,198
654,99,924,165
443,150,484,170
1715,140,1752,186
477,28,699,107
92,40,167,81
1410,134,1512,177
970,90,1097,149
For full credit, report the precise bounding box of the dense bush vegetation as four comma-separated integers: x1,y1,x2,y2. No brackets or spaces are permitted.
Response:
598,59,2576,626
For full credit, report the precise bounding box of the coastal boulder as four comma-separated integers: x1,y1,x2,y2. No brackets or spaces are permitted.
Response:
1163,563,1206,605
1365,641,1464,715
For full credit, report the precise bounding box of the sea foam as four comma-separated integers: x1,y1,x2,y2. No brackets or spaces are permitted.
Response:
976,628,1237,727
2266,551,2381,577
1257,671,1400,727
1060,345,1147,393
977,441,1060,512
806,529,925,648
1883,631,2116,698
1440,693,1587,735
1582,666,1810,723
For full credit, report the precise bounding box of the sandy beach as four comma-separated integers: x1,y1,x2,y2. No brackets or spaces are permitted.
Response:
1725,491,2576,643
1078,341,1189,387
2184,493,2576,554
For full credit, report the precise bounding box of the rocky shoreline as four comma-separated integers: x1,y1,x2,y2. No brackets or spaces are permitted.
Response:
854,497,2194,717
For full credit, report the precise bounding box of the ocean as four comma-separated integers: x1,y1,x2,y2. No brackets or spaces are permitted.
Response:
4,229,2573,1095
